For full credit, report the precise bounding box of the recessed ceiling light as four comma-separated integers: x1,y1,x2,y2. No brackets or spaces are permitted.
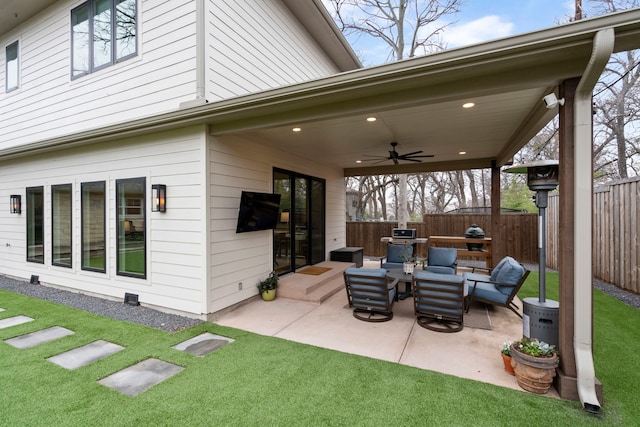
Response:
462,102,475,109
459,151,467,155
366,117,377,122
356,160,362,164
292,127,302,132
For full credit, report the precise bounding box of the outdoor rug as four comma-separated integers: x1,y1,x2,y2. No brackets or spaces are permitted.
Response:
464,302,492,330
298,267,332,276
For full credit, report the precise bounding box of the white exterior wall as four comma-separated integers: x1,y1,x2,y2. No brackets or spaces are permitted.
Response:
0,126,208,315
207,0,341,101
207,134,346,314
0,0,199,151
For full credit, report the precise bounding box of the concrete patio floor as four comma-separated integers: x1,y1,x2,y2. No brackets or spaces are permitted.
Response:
215,260,559,397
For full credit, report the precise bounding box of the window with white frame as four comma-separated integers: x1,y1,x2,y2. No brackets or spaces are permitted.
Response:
71,0,137,79
6,41,19,92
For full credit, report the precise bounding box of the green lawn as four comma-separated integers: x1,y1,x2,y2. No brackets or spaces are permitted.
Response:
1,273,638,426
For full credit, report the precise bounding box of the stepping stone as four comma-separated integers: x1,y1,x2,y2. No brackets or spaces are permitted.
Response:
5,326,74,349
0,308,5,312
48,340,124,370
0,315,34,330
98,358,184,396
172,333,234,357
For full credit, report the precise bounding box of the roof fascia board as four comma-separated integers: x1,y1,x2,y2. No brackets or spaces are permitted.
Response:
282,0,361,71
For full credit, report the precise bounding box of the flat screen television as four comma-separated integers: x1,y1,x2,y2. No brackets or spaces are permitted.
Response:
235,191,282,233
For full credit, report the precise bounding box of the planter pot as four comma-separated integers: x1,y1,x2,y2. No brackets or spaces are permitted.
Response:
509,343,559,394
260,289,277,301
403,262,415,274
501,353,515,375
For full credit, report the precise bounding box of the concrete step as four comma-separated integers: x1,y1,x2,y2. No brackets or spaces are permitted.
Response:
277,261,352,303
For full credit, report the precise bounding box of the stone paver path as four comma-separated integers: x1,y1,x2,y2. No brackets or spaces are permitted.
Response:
0,315,34,329
172,332,234,357
98,358,185,396
48,340,124,370
5,326,74,349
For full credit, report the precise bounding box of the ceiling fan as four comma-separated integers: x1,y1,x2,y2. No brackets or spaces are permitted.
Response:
362,142,434,165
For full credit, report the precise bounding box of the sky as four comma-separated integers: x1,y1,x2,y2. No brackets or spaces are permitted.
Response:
322,0,593,66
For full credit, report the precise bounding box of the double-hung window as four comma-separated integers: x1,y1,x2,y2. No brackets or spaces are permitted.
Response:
6,41,19,92
71,0,137,78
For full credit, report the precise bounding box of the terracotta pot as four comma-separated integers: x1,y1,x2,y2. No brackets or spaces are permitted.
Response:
509,343,559,394
501,353,515,375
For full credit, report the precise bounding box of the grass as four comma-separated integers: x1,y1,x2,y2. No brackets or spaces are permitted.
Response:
1,274,639,426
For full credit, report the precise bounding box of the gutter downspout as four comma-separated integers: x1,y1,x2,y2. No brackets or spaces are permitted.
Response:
573,28,614,415
180,0,207,108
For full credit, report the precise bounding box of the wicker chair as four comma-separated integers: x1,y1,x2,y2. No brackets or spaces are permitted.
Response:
344,267,399,322
412,270,465,333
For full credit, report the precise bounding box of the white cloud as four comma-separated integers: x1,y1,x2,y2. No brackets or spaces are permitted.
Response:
442,16,514,48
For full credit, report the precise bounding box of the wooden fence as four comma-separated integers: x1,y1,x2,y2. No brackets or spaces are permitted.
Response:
346,213,539,263
547,177,640,294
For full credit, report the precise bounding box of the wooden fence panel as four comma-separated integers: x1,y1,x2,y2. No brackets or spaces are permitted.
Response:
346,213,539,263
547,177,640,294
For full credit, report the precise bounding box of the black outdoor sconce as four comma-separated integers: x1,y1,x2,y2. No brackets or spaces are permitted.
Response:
10,195,21,214
151,184,166,212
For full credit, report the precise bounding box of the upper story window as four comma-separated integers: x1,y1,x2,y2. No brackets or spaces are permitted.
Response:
5,41,19,92
71,0,137,79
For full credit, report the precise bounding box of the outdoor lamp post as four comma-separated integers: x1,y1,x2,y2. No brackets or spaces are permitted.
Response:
506,160,560,346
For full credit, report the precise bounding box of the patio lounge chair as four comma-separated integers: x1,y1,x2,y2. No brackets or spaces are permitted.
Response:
344,267,399,322
412,270,465,332
424,246,457,275
462,256,530,318
380,243,414,270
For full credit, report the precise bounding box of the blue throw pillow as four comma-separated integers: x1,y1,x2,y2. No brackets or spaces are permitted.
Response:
490,256,512,281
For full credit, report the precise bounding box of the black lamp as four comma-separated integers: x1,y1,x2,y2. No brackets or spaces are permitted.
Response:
10,195,21,214
151,184,166,212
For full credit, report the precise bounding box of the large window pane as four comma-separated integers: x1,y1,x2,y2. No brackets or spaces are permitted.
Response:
116,0,136,60
117,178,145,277
71,0,137,78
27,187,44,263
6,41,19,92
52,184,73,267
72,4,90,77
82,181,105,272
93,0,112,69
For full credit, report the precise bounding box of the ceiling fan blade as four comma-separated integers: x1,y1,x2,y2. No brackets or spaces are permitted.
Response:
393,158,399,165
401,150,423,157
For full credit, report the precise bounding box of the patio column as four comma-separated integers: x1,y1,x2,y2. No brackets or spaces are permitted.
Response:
555,77,602,401
490,160,502,267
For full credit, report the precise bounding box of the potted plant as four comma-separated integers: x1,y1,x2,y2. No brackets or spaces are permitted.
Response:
500,342,515,376
509,337,559,394
257,271,278,301
400,253,416,274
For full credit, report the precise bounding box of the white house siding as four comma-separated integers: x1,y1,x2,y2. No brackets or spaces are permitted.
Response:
206,134,346,314
207,0,341,101
0,126,209,316
0,0,198,151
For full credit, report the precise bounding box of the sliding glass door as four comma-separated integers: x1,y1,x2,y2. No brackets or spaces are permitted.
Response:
273,169,325,275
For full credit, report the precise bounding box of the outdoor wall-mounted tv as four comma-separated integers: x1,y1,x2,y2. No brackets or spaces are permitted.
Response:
235,191,282,233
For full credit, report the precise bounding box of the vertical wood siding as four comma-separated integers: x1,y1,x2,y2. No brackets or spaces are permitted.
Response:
547,177,640,294
0,127,208,315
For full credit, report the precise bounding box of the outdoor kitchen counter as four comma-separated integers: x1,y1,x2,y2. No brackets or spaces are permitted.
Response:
428,236,493,268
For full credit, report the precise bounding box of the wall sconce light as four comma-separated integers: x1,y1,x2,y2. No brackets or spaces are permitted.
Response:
151,184,166,212
280,211,289,223
10,195,21,214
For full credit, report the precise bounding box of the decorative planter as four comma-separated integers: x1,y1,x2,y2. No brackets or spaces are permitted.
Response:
403,262,415,274
509,343,559,394
501,353,515,376
260,289,277,301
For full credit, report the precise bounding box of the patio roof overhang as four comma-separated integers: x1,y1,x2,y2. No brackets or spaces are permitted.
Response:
5,8,640,175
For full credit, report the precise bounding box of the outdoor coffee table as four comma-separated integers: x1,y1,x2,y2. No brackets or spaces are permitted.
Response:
386,268,413,300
